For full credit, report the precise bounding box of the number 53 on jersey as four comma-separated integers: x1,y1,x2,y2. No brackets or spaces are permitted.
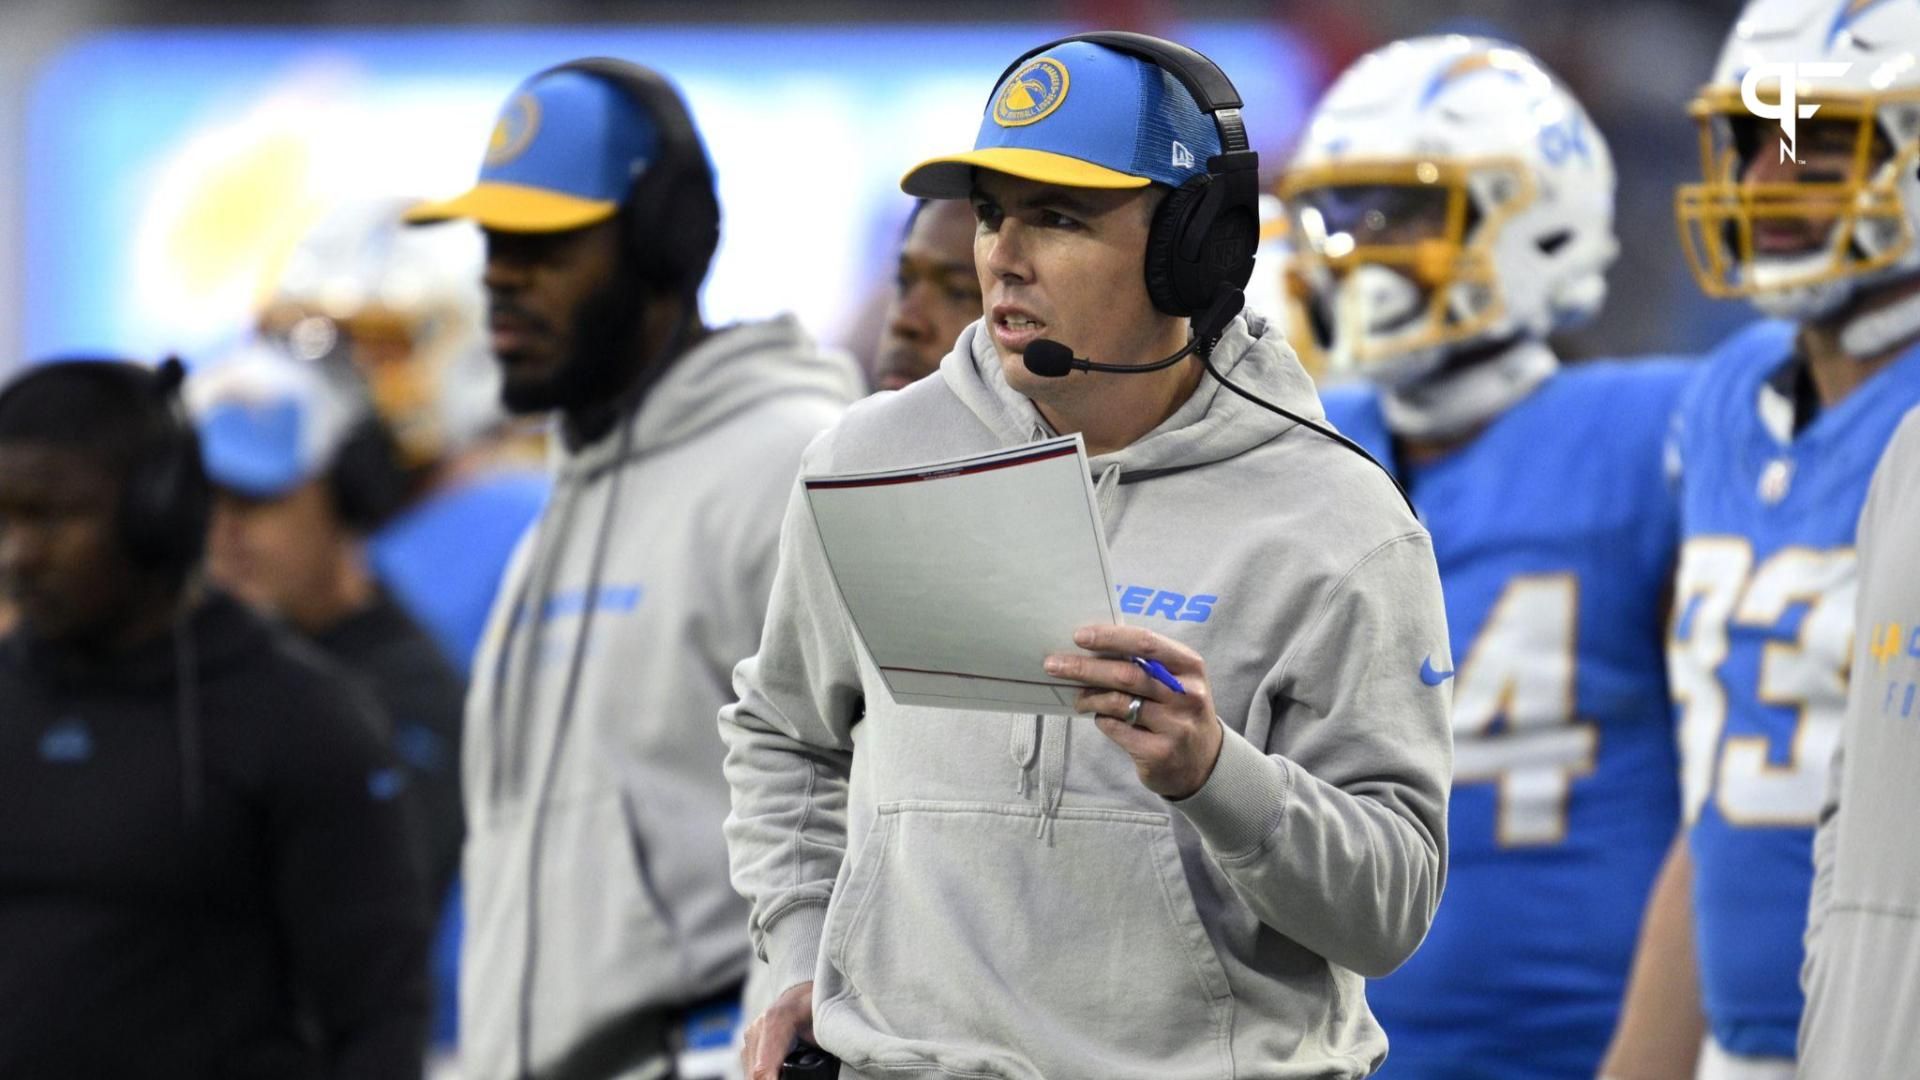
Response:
1670,538,1855,828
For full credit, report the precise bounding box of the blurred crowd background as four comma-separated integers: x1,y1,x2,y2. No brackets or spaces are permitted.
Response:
0,0,1750,382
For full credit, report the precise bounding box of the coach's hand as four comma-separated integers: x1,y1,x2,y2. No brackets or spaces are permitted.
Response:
743,980,815,1080
1046,624,1224,800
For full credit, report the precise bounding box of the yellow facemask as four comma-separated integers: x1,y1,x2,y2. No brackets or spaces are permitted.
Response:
1277,156,1535,369
1676,82,1920,301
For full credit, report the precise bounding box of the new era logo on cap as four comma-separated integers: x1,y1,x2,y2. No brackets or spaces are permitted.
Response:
902,40,1222,199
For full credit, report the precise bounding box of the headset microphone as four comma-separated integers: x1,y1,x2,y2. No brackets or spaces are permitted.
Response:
1018,285,1416,515
1023,288,1245,379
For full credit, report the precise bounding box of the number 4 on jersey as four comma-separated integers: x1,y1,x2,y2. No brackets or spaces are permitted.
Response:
1452,575,1597,847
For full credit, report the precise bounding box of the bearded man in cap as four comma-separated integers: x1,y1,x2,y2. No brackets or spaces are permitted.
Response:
409,58,863,1080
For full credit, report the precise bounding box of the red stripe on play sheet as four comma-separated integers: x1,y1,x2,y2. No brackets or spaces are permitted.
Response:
804,444,1078,490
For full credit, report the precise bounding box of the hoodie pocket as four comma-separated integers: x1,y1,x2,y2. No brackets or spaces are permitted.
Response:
619,788,682,941
819,801,1234,1080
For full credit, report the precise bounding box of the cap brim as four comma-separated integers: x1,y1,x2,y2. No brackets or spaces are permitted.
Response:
403,182,620,232
901,148,1151,198
200,445,304,500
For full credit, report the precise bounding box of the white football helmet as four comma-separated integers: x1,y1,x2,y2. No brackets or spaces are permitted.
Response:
1279,35,1618,385
1678,0,1920,323
258,199,501,468
1247,193,1329,383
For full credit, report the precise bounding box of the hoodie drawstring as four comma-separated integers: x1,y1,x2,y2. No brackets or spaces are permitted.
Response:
1008,715,1069,838
489,477,584,803
1009,465,1121,838
1094,464,1122,528
1034,713,1071,839
1008,714,1040,798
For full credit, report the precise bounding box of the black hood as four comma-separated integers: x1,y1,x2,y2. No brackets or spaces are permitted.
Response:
2,589,274,696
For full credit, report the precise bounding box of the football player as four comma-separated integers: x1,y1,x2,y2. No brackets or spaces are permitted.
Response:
1606,2,1920,1077
1283,36,1692,1076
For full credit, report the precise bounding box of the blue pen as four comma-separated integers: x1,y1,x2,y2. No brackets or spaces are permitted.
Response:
1133,657,1186,695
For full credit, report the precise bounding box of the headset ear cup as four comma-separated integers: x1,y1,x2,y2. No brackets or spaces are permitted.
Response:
1145,178,1213,317
120,424,211,577
328,418,411,533
1145,175,1260,319
1206,199,1260,293
625,161,719,293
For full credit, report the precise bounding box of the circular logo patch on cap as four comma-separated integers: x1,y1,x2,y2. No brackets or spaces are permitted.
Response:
994,58,1070,128
486,93,541,167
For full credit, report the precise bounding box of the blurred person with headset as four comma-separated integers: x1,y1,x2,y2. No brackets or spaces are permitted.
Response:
1282,35,1693,1077
722,32,1451,1079
407,57,862,1080
871,198,979,392
0,357,429,1078
189,341,466,924
1605,2,1920,1077
258,200,550,678
258,198,551,1060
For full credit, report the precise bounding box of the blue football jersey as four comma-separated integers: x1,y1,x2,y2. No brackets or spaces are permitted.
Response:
1669,320,1920,1059
1324,359,1691,1077
369,468,548,676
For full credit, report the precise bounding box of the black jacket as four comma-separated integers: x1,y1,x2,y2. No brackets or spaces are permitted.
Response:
311,589,465,911
0,590,430,1079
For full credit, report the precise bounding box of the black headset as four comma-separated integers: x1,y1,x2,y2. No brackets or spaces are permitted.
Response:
118,358,214,578
0,357,212,577
988,31,1260,318
325,413,411,533
539,57,721,297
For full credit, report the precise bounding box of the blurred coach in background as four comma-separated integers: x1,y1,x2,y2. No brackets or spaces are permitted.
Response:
0,358,428,1078
408,58,861,1079
190,342,467,915
872,198,979,392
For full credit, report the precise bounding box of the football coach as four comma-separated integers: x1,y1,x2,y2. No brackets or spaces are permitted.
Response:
722,32,1453,1080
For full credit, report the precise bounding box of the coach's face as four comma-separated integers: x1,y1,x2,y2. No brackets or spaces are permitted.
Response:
206,481,350,629
971,171,1170,396
876,199,982,392
482,219,626,414
0,443,138,643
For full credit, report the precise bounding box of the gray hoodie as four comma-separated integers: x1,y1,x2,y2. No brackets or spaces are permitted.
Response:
1799,407,1920,1077
720,313,1453,1079
462,315,863,1079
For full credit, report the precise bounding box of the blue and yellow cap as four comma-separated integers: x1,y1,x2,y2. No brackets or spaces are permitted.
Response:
902,41,1222,198
188,342,359,498
406,69,660,232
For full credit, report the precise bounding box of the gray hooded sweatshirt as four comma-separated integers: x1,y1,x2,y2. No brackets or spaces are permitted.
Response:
1799,408,1920,1076
720,313,1453,1079
462,315,863,1079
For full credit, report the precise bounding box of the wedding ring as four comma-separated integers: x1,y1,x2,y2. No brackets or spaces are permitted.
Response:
1124,697,1144,726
